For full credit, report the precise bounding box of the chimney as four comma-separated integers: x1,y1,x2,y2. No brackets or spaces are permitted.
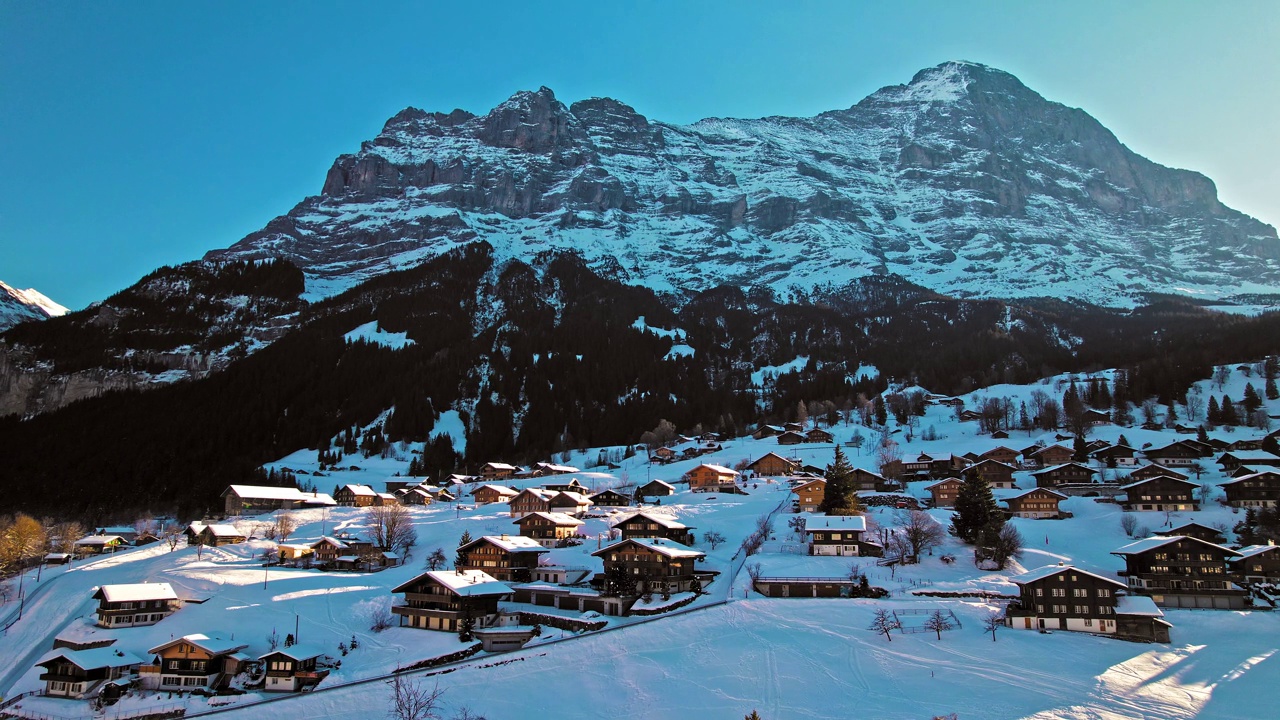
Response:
1058,561,1065,567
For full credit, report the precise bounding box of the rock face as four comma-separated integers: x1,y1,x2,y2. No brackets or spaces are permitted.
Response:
0,281,67,332
210,61,1279,306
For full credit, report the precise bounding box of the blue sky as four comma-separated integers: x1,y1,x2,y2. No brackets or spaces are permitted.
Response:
2,0,1277,309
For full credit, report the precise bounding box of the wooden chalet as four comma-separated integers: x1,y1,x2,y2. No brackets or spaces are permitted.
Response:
593,538,708,595
514,512,585,547
1112,536,1246,609
1083,408,1112,426
140,634,249,691
752,424,785,440
926,477,964,508
1119,476,1199,512
776,431,806,446
473,481,517,504
391,570,511,631
783,422,804,432
852,467,895,492
902,453,935,478
687,464,741,493
37,648,142,700
588,489,631,507
458,535,548,583
1031,462,1097,487
1230,545,1280,584
805,427,834,443
196,524,246,547
1091,444,1138,467
260,646,328,693
1160,522,1226,544
310,535,373,565
650,446,678,464
638,479,677,497
1219,470,1280,508
803,514,881,557
334,484,379,507
748,452,801,477
1026,444,1073,468
970,459,1017,489
980,446,1020,465
396,486,433,506
1143,441,1202,467
221,485,336,516
72,535,126,556
93,583,179,628
1002,488,1067,519
546,490,593,516
531,463,580,477
958,409,983,422
614,512,695,545
1229,438,1264,451
543,477,588,493
1129,464,1189,482
385,479,417,494
1217,450,1280,473
479,462,520,480
793,478,826,513
508,488,555,517
1004,564,1170,642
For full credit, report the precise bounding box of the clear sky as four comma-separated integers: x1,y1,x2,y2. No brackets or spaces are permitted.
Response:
2,0,1277,309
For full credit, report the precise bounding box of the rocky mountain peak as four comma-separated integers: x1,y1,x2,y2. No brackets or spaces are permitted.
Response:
0,280,67,332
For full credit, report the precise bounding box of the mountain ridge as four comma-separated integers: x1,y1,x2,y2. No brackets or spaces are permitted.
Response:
208,60,1279,306
0,280,68,332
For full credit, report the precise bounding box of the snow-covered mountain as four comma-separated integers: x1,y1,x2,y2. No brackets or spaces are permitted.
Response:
0,280,67,331
210,61,1280,306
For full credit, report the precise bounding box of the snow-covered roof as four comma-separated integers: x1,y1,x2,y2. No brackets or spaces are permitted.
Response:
697,464,739,475
476,484,518,496
203,524,243,537
259,644,325,662
301,493,337,506
1005,487,1068,501
551,491,592,504
1119,475,1199,491
1218,451,1280,463
515,512,584,526
312,536,350,549
594,537,706,559
38,647,142,671
803,515,867,533
483,462,519,471
467,535,548,553
642,479,677,490
224,485,314,501
149,633,248,656
620,512,689,530
398,570,512,597
74,535,125,545
1031,463,1095,475
925,477,963,490
1010,564,1125,589
1115,595,1165,617
95,582,178,603
537,463,580,473
341,484,377,496
1112,535,1240,557
377,492,397,501
98,525,136,534
1233,544,1280,560
1220,470,1280,486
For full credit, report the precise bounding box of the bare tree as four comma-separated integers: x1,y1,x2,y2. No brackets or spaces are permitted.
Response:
0,514,46,574
746,562,763,583
368,504,418,557
847,562,863,583
388,675,446,720
1120,514,1138,538
366,597,394,632
425,548,448,570
703,530,726,550
982,610,1003,641
869,608,900,642
878,440,904,481
274,512,298,542
924,609,955,639
896,510,946,559
266,628,280,651
160,522,184,552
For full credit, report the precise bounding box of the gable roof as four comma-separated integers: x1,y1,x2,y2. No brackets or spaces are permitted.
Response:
339,484,377,496
202,524,244,537
639,479,677,491
149,633,248,657
748,452,798,469
393,569,512,597
74,535,125,546
793,477,827,492
514,511,584,527
802,515,867,533
694,463,739,476
1112,535,1241,557
1220,469,1280,486
223,485,315,501
1005,487,1068,501
1031,462,1095,476
925,477,964,490
461,535,549,554
1010,564,1126,589
258,645,325,662
617,512,689,530
970,458,1016,470
38,647,143,671
593,537,705,560
1131,463,1189,479
1232,544,1280,560
94,582,178,603
1119,475,1199,491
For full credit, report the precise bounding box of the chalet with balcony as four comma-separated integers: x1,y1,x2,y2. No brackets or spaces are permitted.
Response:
748,452,801,477
458,535,548,582
1092,444,1138,467
141,634,249,691
1004,564,1170,642
593,538,708,595
1230,545,1280,584
473,484,518,505
793,478,826,513
1002,488,1067,519
531,463,580,477
752,424,785,440
1161,522,1225,544
614,512,695,545
396,486,433,505
310,534,374,565
1031,463,1097,488
970,459,1017,489
1217,451,1280,474
1083,408,1112,426
93,583,179,628
776,431,806,446
37,648,142,700
546,490,593,516
803,514,881,557
543,478,588,493
687,464,740,493
72,535,126,556
805,428,834,443
1129,464,1188,483
1143,441,1202,467
926,477,964,508
514,512,585,547
334,484,378,507
980,446,1020,465
260,646,328,693
479,462,520,480
391,570,511,632
221,485,336,516
1119,476,1199,512
1219,470,1280,508
852,467,895,492
196,524,246,547
508,488,555,517
589,489,631,507
1025,445,1073,468
901,453,935,478
1112,536,1246,609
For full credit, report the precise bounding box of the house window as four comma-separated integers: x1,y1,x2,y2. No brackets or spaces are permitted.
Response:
183,677,203,687
162,677,182,687
1083,619,1093,627
1051,588,1065,597
1073,589,1087,597
1098,606,1112,615
1097,589,1110,597
192,661,206,672
167,660,179,670
1035,588,1043,597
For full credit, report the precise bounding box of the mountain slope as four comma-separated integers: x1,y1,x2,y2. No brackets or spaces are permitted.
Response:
210,61,1279,306
0,280,67,331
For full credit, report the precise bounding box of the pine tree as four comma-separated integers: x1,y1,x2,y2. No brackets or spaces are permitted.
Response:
873,396,887,426
1117,434,1131,448
949,470,1002,544
1072,435,1089,463
1207,396,1221,424
820,446,859,515
1267,377,1279,401
1244,383,1262,414
1197,426,1210,444
454,531,473,569
1221,395,1240,426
